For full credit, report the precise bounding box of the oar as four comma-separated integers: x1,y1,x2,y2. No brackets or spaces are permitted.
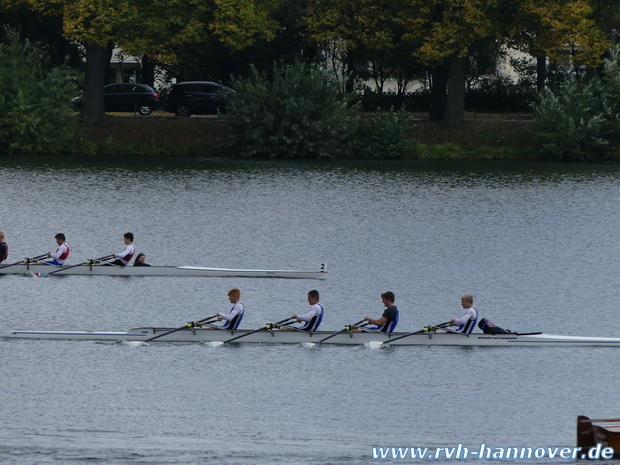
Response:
144,315,219,342
46,255,114,275
0,254,48,270
302,319,366,348
220,318,295,344
372,322,451,348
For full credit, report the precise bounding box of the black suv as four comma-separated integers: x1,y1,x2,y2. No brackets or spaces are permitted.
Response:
164,81,234,117
103,83,160,115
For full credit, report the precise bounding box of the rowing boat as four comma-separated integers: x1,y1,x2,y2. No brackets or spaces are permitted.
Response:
4,328,620,346
0,264,327,279
577,416,620,458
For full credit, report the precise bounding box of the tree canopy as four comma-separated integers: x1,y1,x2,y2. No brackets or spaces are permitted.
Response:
13,0,277,125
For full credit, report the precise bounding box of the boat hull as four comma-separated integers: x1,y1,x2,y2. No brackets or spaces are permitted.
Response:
577,416,620,458
4,328,620,346
0,264,327,279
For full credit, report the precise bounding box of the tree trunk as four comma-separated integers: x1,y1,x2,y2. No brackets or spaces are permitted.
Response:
82,43,112,127
345,49,357,94
442,54,467,129
141,55,156,87
536,56,546,91
429,64,448,121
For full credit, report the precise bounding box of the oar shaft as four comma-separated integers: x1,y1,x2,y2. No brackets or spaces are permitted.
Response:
316,319,366,345
383,322,451,345
223,318,294,344
0,254,48,270
47,255,114,275
144,315,219,342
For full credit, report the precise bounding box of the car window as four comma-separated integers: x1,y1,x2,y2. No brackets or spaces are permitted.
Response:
126,85,144,93
105,84,125,94
204,84,220,94
182,85,203,93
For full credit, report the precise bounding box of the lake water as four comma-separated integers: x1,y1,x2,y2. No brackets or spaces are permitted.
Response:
1,157,619,464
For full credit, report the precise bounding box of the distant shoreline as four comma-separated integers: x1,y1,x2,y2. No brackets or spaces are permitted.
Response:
78,112,536,160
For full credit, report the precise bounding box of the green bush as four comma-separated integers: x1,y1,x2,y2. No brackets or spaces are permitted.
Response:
0,28,80,155
221,60,359,158
351,109,415,159
532,46,620,162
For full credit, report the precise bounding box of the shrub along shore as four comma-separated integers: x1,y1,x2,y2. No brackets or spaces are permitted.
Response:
80,112,538,160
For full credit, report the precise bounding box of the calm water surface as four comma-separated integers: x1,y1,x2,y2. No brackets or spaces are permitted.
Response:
1,157,619,464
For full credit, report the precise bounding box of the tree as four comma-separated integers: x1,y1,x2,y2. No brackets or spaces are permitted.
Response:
24,0,276,126
304,0,610,128
0,28,79,154
158,0,317,85
0,2,83,70
508,0,609,91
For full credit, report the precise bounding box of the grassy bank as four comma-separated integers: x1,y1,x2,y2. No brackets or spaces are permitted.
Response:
81,112,537,160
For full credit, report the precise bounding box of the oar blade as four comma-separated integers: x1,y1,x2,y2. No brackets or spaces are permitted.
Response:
21,271,39,278
364,340,384,350
204,341,225,347
126,340,149,347
300,342,317,348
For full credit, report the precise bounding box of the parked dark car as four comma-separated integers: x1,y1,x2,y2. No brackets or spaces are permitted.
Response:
164,81,234,117
103,83,160,115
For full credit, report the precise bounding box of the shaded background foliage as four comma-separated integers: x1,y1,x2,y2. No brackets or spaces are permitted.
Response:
221,60,416,159
533,45,620,163
0,28,80,155
221,60,358,158
0,0,619,159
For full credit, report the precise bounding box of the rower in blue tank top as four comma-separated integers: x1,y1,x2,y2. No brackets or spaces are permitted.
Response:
355,291,399,333
215,288,245,330
280,290,324,332
449,294,478,334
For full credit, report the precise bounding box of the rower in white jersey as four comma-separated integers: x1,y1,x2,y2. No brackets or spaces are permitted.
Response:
280,290,324,332
213,288,245,330
111,232,136,266
449,294,478,334
45,233,70,265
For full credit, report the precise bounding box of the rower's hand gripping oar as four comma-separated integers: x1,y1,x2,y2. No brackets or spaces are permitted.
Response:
221,317,295,344
378,321,451,347
0,254,48,270
144,315,219,342
47,255,115,275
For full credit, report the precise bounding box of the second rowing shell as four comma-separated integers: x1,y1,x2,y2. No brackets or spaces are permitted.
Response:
0,264,328,279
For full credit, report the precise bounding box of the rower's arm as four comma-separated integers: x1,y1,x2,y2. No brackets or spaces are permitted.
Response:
366,316,386,326
219,303,243,322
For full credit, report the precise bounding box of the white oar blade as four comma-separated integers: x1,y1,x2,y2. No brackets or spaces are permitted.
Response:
363,341,384,349
120,340,150,347
300,342,316,348
204,341,225,347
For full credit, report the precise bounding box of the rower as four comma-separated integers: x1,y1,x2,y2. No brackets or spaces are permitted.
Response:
210,288,245,330
0,230,7,263
133,253,151,266
280,290,324,331
478,318,511,334
110,232,135,266
353,291,399,333
448,294,478,334
45,233,70,265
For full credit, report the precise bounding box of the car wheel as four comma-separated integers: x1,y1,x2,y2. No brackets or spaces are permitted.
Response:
139,105,152,116
176,105,191,117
